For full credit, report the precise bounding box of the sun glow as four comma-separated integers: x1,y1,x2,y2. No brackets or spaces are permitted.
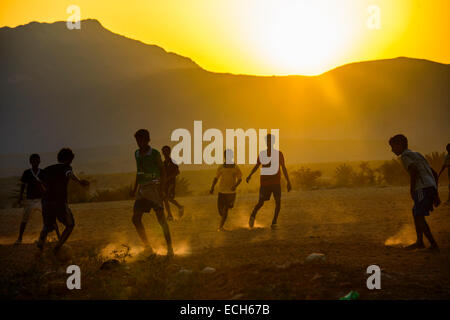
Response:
251,1,355,75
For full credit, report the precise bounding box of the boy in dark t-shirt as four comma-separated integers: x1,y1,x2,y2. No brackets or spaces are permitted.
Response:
15,154,45,244
37,148,89,253
161,146,184,221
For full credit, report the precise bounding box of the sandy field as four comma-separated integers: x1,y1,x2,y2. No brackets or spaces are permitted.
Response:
0,186,449,299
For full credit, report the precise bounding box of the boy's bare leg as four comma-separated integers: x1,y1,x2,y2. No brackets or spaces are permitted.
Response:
419,217,438,249
169,198,184,217
155,208,174,256
16,222,27,243
132,210,151,247
405,216,425,250
169,198,182,209
164,199,174,220
219,207,228,230
272,196,281,226
54,224,74,252
37,228,49,250
249,200,264,228
54,223,61,240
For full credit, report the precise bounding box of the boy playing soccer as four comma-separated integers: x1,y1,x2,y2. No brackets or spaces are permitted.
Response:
389,134,440,252
130,130,174,256
37,148,89,253
438,143,450,203
15,154,47,244
246,134,291,229
161,145,184,221
210,149,242,231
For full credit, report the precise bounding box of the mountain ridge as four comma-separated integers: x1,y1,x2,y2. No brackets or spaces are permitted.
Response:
0,19,448,168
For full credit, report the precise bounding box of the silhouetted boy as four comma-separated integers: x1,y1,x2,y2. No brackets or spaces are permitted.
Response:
130,129,174,256
246,134,291,229
161,145,184,221
210,149,242,231
15,154,45,244
438,143,450,203
389,134,440,252
37,148,89,253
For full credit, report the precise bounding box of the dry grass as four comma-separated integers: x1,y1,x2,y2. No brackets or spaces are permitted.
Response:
0,186,449,299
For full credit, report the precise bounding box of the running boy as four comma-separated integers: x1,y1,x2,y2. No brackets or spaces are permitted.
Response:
37,148,89,253
130,129,174,256
389,134,440,252
161,145,184,221
15,154,45,244
210,149,242,231
437,143,450,203
246,134,291,229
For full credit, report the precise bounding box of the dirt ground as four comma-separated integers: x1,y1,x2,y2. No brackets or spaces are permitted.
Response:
0,186,449,300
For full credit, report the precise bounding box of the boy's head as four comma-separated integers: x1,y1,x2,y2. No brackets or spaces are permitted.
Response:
162,145,171,159
57,148,75,165
389,134,408,156
446,143,450,153
134,129,150,149
29,154,40,168
224,149,234,165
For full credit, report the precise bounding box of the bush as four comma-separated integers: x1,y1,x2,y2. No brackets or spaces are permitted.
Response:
352,162,376,186
375,159,408,185
334,164,354,187
291,167,322,190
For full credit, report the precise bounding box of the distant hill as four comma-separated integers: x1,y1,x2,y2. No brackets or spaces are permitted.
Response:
0,19,449,176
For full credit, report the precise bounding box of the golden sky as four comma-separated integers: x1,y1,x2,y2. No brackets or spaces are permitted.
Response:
1,0,449,75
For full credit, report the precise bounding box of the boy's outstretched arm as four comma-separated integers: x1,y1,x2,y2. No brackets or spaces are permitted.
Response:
232,178,242,191
246,163,260,183
438,163,448,178
407,164,417,199
210,178,218,194
131,174,138,197
281,163,292,192
157,157,167,198
18,183,25,205
68,172,89,187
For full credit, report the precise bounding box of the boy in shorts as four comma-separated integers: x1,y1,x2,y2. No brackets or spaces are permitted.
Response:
389,134,440,252
130,129,174,256
247,134,291,229
161,145,184,221
210,149,242,231
37,148,89,253
15,154,46,244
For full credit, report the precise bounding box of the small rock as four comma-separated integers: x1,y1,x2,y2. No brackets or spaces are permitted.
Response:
231,293,244,300
310,273,322,282
201,267,216,274
305,253,326,262
100,259,120,270
178,268,193,275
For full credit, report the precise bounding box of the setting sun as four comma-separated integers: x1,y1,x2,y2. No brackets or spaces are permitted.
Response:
249,1,355,75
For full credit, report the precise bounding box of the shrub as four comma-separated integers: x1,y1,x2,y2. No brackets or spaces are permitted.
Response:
352,162,376,186
334,164,354,187
376,159,408,185
291,167,322,189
